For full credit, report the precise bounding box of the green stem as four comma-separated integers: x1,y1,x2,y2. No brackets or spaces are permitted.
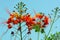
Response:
38,32,40,40
19,23,22,40
20,28,22,40
19,2,23,40
46,11,57,40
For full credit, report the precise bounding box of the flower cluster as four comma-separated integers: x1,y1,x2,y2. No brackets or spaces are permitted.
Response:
6,11,23,29
5,11,49,33
34,13,49,28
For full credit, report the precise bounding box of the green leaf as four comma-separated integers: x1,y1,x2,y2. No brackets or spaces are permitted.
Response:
33,24,40,32
47,32,60,40
41,28,45,33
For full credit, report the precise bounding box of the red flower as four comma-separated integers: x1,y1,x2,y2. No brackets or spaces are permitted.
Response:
22,14,36,31
10,14,15,18
43,16,49,25
13,20,19,24
8,24,12,29
37,22,41,25
35,13,44,19
7,18,14,24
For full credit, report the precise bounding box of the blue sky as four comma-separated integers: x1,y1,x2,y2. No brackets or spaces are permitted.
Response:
0,0,60,40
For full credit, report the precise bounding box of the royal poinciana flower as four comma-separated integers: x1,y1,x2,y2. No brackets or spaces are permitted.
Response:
34,13,49,28
34,13,44,19
6,11,23,29
22,14,36,31
43,16,49,25
2,10,49,33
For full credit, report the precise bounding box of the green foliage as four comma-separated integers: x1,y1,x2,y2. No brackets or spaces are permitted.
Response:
33,25,45,33
33,24,40,32
41,28,45,33
47,32,60,40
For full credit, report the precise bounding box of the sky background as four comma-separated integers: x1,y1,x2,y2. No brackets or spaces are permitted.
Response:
0,0,60,40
